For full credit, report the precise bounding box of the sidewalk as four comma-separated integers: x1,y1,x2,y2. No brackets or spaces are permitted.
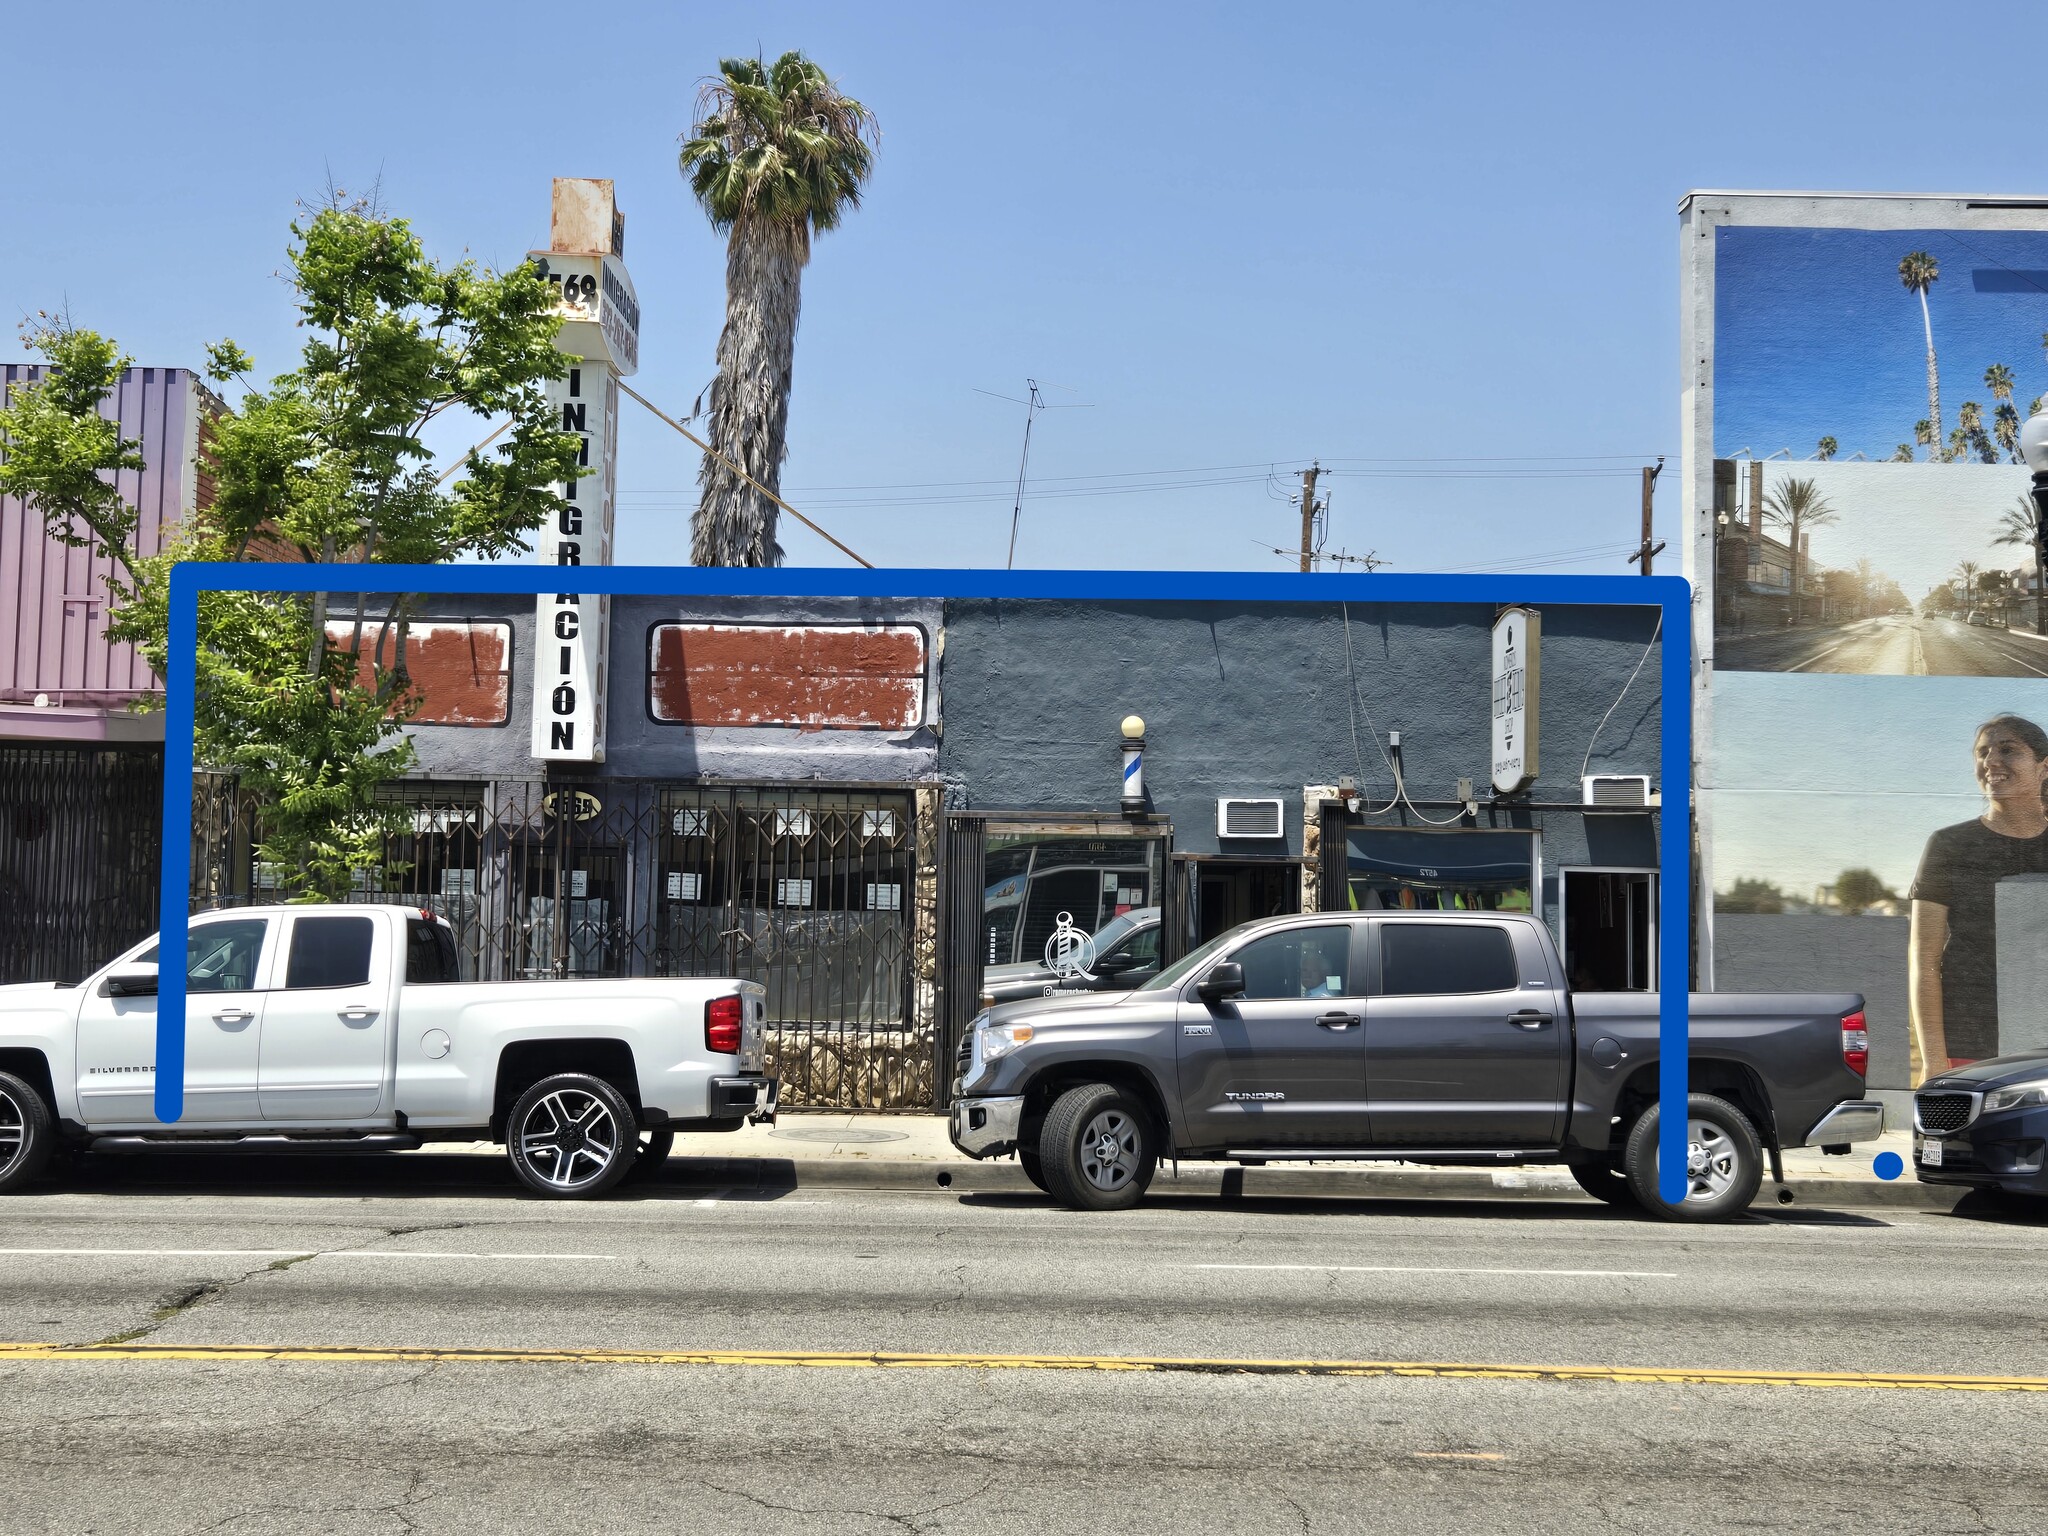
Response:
437,1114,1952,1209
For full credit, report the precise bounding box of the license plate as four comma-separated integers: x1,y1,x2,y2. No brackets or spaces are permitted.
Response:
1920,1138,1944,1167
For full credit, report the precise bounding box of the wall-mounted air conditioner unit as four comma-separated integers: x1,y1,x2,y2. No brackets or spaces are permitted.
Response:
1582,775,1660,808
1217,797,1285,838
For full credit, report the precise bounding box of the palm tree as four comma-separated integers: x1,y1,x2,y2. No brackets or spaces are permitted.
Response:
1816,436,1838,461
1900,252,1943,458
1914,418,1934,455
1955,559,1981,616
1985,364,2019,461
1995,494,2046,635
1762,476,1840,626
1995,402,2021,462
1958,401,1997,464
1891,444,1915,463
679,51,878,566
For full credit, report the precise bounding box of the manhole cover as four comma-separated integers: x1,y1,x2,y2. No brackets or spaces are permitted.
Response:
770,1126,910,1144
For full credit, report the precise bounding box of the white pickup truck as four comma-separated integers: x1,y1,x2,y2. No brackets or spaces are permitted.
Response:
0,904,777,1198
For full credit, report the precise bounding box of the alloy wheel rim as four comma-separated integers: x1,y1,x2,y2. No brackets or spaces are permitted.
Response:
1674,1117,1738,1201
1079,1108,1139,1192
0,1088,24,1179
517,1089,620,1189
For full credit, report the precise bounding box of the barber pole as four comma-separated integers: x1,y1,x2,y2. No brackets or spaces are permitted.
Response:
1120,714,1146,814
528,179,639,762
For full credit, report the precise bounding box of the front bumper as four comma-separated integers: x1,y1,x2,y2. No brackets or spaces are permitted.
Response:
1800,1099,1885,1148
1913,1102,2048,1193
949,1095,1025,1159
709,1075,779,1125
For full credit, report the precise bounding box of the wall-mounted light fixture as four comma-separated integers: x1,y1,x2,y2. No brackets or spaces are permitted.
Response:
1120,714,1146,815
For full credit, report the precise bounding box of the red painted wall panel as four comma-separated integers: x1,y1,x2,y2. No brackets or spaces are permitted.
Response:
649,623,926,729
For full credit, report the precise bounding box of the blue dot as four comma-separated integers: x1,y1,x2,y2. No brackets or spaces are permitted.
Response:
1874,1151,1904,1181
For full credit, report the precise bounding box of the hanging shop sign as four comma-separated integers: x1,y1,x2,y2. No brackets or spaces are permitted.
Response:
528,178,638,764
1490,606,1541,794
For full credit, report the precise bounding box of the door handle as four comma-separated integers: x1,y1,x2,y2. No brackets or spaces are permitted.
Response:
212,1008,254,1025
339,1006,377,1022
1316,1012,1361,1030
1508,1010,1554,1029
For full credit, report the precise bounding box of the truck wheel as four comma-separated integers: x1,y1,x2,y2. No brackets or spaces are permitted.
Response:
1566,1158,1639,1209
0,1071,54,1194
505,1073,638,1199
623,1130,676,1185
1623,1093,1763,1222
1039,1084,1155,1212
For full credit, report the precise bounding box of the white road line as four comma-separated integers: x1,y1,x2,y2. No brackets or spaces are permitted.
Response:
1787,639,1852,672
0,1248,616,1261
1187,1263,1676,1279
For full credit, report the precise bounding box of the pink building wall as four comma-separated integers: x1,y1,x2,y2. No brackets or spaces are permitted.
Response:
0,365,210,740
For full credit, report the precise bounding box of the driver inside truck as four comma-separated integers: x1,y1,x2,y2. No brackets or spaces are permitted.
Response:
1298,939,1341,999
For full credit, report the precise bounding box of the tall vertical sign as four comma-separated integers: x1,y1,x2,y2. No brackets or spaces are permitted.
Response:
1490,605,1541,794
528,178,639,762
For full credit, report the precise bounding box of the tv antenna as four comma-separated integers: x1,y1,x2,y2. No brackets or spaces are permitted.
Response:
974,379,1089,568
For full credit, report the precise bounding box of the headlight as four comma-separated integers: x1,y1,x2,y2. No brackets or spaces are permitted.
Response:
978,1021,1036,1063
1984,1079,2048,1113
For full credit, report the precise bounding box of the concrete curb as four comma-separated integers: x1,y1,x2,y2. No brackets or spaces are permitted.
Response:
660,1155,1962,1211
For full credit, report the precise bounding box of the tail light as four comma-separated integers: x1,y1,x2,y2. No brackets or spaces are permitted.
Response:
1841,1011,1868,1077
706,995,744,1055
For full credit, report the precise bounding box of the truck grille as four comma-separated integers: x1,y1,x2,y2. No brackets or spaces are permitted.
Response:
955,1031,974,1077
1914,1091,1978,1135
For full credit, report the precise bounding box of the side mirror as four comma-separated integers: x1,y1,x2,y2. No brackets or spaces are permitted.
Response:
1196,961,1245,1005
1094,951,1140,976
105,963,159,998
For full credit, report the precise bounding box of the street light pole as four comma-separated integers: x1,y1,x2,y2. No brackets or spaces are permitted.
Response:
2021,404,2048,638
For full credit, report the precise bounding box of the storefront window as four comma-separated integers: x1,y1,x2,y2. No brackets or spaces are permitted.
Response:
982,828,1165,966
1346,828,1538,915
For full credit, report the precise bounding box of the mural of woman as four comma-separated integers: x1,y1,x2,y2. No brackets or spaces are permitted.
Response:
1908,714,2048,1080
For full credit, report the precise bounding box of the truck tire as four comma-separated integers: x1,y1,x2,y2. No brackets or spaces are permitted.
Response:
623,1130,676,1185
0,1070,55,1195
1038,1083,1155,1212
1623,1093,1764,1223
1018,1148,1050,1194
505,1072,639,1199
1565,1158,1639,1209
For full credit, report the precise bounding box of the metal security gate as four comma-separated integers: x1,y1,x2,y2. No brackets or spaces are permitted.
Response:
654,787,920,1109
0,744,164,983
935,813,987,1107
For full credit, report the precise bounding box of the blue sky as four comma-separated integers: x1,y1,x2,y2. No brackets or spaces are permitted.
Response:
1717,227,2048,461
13,1,2048,573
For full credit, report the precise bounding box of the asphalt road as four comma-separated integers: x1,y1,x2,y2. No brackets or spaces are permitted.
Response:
3,1161,2047,1533
1716,612,2048,677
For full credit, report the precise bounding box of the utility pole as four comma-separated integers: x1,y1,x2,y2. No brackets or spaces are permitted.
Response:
1298,462,1322,573
1629,456,1666,575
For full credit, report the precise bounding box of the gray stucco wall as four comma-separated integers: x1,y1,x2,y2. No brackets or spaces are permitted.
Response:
388,592,942,783
935,598,1665,930
1715,914,1909,1091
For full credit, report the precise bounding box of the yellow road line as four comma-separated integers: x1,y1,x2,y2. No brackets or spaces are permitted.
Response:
0,1342,2041,1392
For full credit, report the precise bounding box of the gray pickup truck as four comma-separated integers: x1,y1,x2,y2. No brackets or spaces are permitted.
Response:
949,911,1880,1221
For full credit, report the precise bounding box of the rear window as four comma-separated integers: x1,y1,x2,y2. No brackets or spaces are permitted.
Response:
1380,923,1519,996
284,915,375,989
406,919,463,984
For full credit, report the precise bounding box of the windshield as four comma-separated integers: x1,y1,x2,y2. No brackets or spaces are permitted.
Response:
1137,928,1238,992
1089,906,1155,955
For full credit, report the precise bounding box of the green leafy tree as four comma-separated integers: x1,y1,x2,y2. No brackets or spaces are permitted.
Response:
1900,252,1943,458
1832,868,1895,915
680,50,877,566
1762,476,1839,626
1994,494,2045,635
1717,878,1786,915
0,203,580,900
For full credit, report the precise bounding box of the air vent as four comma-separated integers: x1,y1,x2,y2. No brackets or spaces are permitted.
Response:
1217,797,1284,838
1582,775,1657,808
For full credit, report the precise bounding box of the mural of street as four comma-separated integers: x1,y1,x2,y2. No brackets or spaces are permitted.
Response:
1717,611,2048,677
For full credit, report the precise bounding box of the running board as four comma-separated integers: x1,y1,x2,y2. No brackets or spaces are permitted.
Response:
89,1133,423,1155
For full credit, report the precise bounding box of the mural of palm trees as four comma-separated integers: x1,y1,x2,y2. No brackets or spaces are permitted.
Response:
1900,252,1943,459
679,51,878,566
1995,495,2046,634
1954,559,1982,615
1958,401,1998,464
1763,476,1840,626
1816,436,1838,461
